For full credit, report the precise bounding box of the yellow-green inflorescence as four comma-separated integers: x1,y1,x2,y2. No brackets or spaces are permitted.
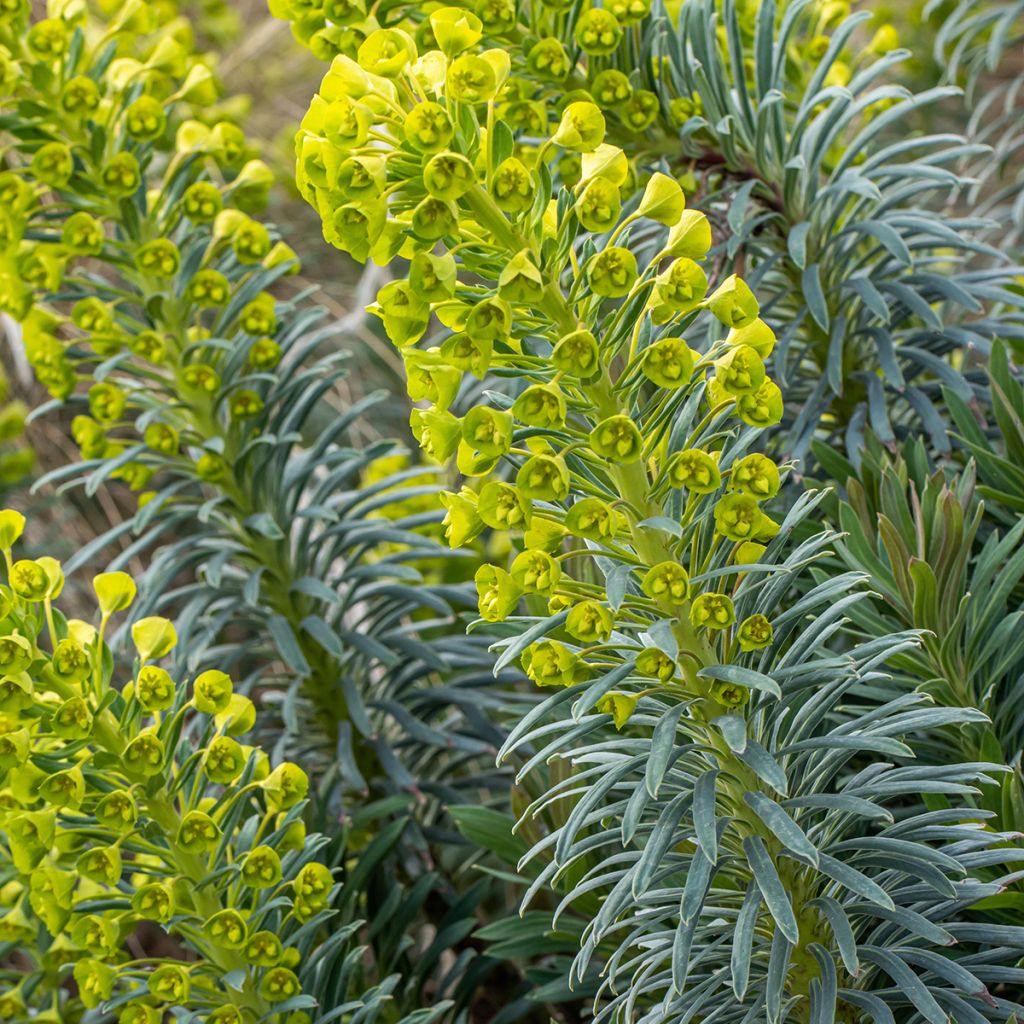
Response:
290,9,787,722
0,509,327,1023
0,0,289,504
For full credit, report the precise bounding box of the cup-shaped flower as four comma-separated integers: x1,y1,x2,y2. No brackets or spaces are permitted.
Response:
217,693,257,736
187,268,230,307
148,964,190,1003
715,344,766,396
293,862,334,917
462,405,514,458
566,600,614,642
576,176,621,233
411,406,462,462
40,766,85,808
737,613,774,651
177,810,221,854
357,28,416,77
10,559,52,601
77,845,122,886
204,736,247,784
440,488,485,547
638,172,685,226
132,882,174,923
565,497,618,540
246,929,284,966
241,845,283,889
552,329,599,377
590,414,643,462
182,182,223,222
447,53,498,102
653,258,708,316
262,762,309,810
714,492,779,542
522,639,588,687
666,448,721,493
430,7,483,55
101,153,141,197
122,730,165,778
465,296,511,343
527,38,571,80
641,337,696,388
478,481,532,530
0,509,24,549
516,454,570,501
636,648,677,681
493,157,535,213
735,380,784,428
50,638,90,683
0,727,29,769
621,89,660,131
513,384,566,428
591,69,633,109
511,549,561,595
553,101,606,152
498,250,544,305
689,592,736,630
73,959,116,1009
119,1004,161,1024
259,967,302,1003
191,668,232,715
711,679,749,707
707,273,760,328
375,281,431,348
206,909,248,950
136,239,180,279
641,561,690,605
0,634,31,674
412,196,459,241
423,152,475,203
404,101,454,152
587,247,638,298
30,142,73,187
133,666,174,712
95,790,137,831
597,691,638,728
574,8,622,55
731,453,780,500
62,212,104,255
475,564,522,621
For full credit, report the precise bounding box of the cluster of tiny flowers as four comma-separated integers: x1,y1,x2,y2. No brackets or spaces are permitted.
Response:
290,8,788,724
0,0,294,505
0,508,327,1023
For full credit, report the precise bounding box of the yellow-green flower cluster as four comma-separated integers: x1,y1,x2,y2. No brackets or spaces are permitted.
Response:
0,508,326,1023
0,1,288,503
273,0,660,139
290,11,786,724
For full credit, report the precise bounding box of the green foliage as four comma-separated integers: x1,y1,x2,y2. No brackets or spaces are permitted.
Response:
816,344,1024,837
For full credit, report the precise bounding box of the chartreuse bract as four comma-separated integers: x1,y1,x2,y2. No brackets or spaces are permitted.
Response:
285,12,1024,1022
0,508,337,1023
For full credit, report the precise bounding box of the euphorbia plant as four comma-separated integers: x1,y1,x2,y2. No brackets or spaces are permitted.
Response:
293,8,785,727
287,12,1024,1021
0,507,331,1023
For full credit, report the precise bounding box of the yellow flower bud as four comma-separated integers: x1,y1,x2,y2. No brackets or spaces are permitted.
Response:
93,571,136,616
